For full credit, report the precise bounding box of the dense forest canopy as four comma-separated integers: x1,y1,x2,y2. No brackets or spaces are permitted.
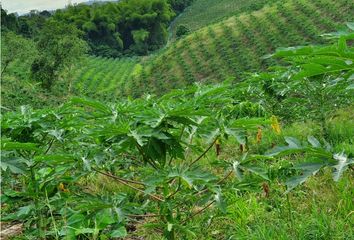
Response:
1,0,193,57
1,8,52,39
53,0,174,56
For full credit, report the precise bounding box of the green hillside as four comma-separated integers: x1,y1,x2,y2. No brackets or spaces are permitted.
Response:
71,56,138,100
64,0,352,99
126,0,353,97
1,55,139,108
169,0,279,40
3,0,353,103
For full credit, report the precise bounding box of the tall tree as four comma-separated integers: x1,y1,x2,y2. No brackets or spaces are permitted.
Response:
1,8,19,32
119,0,174,54
31,20,88,89
53,0,174,56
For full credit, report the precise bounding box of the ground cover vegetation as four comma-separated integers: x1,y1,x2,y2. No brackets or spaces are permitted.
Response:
70,56,138,100
1,19,353,240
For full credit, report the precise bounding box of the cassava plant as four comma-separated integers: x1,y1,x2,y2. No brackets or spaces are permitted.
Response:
1,83,274,239
265,135,353,193
2,24,353,240
261,22,354,122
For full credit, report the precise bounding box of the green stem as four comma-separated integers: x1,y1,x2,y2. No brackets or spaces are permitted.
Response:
179,126,186,141
135,142,158,169
45,189,59,240
167,229,175,240
30,166,44,239
167,178,181,199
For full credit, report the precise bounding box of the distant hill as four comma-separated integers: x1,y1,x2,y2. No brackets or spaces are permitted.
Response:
3,0,353,105
67,0,353,98
169,0,279,40
125,0,353,97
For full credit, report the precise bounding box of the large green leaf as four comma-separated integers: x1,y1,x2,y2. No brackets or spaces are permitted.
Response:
95,209,116,230
266,137,303,156
67,213,87,228
307,136,321,148
110,226,127,238
285,162,325,193
233,160,269,181
294,60,354,80
214,190,226,213
70,97,112,114
233,161,243,181
2,204,34,221
0,156,26,174
168,167,216,190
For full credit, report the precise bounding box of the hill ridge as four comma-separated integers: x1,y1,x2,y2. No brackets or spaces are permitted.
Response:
65,0,352,99
124,0,352,97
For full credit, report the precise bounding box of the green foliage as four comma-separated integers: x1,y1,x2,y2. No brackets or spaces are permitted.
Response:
31,20,88,89
133,0,352,95
190,171,353,239
2,0,176,58
3,9,53,39
325,106,354,145
266,136,353,192
52,0,174,57
1,8,19,32
168,0,194,14
1,1,354,238
1,31,37,75
258,23,354,121
131,29,150,54
1,83,281,239
169,0,279,40
176,24,190,38
2,71,353,238
71,56,138,99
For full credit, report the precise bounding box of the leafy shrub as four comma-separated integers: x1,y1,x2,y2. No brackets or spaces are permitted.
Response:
176,25,190,38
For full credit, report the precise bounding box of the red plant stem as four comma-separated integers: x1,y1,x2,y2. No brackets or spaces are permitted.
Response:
92,168,164,202
197,170,233,195
93,168,146,186
189,137,218,167
182,200,216,224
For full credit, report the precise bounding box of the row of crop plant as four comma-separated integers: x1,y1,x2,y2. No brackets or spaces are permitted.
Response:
132,0,352,96
71,56,137,99
74,0,352,98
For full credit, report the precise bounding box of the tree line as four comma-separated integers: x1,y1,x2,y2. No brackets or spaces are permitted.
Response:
1,0,193,90
1,0,193,57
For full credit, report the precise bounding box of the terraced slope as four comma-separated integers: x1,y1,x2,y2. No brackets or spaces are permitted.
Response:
71,56,138,99
169,0,279,40
128,0,353,97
